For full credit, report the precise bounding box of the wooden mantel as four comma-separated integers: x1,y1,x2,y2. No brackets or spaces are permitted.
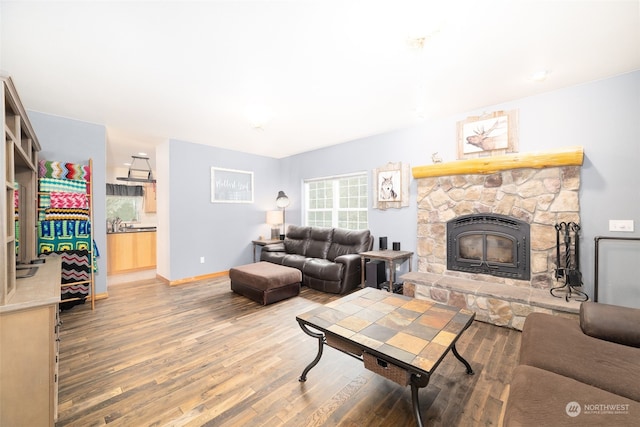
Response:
412,146,584,179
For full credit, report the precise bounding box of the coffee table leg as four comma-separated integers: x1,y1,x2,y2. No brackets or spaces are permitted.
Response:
411,382,423,427
298,322,325,382
410,375,429,427
451,344,474,375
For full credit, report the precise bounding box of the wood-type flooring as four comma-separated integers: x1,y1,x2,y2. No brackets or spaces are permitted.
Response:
55,276,521,426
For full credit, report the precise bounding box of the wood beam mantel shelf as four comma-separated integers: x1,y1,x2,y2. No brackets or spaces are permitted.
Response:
412,146,584,179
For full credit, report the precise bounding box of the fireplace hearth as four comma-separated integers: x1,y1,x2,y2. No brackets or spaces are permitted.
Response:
447,213,530,280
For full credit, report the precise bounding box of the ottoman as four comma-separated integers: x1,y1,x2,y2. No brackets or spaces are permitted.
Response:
229,261,301,305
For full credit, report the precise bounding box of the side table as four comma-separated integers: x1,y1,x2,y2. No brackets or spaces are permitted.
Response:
251,239,282,262
359,250,413,292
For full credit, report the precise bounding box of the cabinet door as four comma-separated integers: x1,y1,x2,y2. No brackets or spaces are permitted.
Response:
0,305,56,426
136,231,157,269
107,233,136,273
144,183,156,213
107,232,156,274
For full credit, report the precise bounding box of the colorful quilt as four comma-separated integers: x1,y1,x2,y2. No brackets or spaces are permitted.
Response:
39,177,88,194
39,250,90,310
39,160,90,181
50,191,88,209
38,220,91,253
44,208,90,221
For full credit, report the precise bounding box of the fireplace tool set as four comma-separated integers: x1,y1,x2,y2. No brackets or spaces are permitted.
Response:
551,222,588,302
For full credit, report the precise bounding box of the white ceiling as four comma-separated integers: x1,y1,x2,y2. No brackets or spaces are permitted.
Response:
1,1,639,169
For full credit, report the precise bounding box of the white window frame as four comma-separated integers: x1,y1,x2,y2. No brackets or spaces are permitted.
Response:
303,171,368,230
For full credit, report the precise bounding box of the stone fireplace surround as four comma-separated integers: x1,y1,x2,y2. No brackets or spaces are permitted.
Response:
401,146,584,330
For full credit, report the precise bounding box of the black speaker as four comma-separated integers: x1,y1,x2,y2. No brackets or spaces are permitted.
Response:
379,237,388,250
365,260,386,288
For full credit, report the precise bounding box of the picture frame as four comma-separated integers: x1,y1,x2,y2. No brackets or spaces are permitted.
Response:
211,167,254,203
372,162,410,210
457,110,518,159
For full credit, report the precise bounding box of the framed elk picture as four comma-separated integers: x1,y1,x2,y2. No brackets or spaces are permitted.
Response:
457,110,518,159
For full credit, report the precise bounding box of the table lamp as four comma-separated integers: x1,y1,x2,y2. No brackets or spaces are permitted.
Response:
266,210,283,240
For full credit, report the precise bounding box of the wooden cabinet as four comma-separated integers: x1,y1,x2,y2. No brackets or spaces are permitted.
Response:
2,74,40,305
1,74,60,426
107,231,156,274
144,183,156,212
0,258,61,426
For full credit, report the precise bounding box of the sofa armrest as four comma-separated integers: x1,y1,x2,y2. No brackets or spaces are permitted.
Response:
261,242,285,252
334,253,361,266
580,302,640,348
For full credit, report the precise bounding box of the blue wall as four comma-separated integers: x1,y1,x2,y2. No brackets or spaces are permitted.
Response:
28,71,640,307
27,112,108,296
163,139,280,280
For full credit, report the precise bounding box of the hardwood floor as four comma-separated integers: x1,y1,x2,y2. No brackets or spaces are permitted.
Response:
55,277,521,427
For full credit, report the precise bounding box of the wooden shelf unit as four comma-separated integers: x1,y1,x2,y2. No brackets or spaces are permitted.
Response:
1,74,60,426
2,74,40,305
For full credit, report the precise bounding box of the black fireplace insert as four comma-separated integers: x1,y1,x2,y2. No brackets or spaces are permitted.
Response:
447,213,530,280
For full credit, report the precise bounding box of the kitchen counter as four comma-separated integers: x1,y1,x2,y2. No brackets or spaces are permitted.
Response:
0,257,61,314
107,227,157,234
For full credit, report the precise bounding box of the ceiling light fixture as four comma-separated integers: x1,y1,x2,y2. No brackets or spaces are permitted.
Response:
531,70,550,82
116,155,156,183
245,104,271,131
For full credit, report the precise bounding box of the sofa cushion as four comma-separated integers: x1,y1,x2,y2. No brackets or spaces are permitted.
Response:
305,227,333,259
580,302,640,348
281,254,308,271
284,225,311,255
519,312,640,401
302,258,344,282
505,365,639,426
327,228,371,261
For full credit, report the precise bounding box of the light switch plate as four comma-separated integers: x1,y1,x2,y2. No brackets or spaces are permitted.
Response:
609,220,634,232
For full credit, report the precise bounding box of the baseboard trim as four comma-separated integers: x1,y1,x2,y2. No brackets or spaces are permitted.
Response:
157,270,229,286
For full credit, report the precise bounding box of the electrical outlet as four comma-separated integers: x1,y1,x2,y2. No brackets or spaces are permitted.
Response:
608,220,634,232
200,256,205,264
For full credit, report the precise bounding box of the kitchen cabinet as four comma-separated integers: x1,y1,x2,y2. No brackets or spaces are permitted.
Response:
107,231,156,274
144,183,156,213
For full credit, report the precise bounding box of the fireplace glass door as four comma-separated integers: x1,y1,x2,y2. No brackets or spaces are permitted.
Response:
459,233,515,265
447,214,530,280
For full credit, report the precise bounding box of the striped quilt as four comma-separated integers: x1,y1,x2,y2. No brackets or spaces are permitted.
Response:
39,160,90,181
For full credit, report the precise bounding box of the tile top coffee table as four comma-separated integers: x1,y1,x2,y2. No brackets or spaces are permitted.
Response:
296,287,475,427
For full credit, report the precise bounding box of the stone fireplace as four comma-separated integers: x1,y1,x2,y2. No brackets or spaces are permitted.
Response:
401,146,585,330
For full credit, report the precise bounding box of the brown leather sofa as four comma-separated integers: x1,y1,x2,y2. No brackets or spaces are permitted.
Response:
503,302,640,426
260,225,373,294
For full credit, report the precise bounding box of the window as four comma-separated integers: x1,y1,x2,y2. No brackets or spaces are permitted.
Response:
106,195,141,222
304,173,368,230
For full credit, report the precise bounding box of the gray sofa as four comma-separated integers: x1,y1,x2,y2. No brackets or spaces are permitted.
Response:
260,225,373,294
503,302,640,426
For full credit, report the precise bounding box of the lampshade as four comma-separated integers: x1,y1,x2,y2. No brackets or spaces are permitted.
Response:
276,191,290,208
266,210,283,225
